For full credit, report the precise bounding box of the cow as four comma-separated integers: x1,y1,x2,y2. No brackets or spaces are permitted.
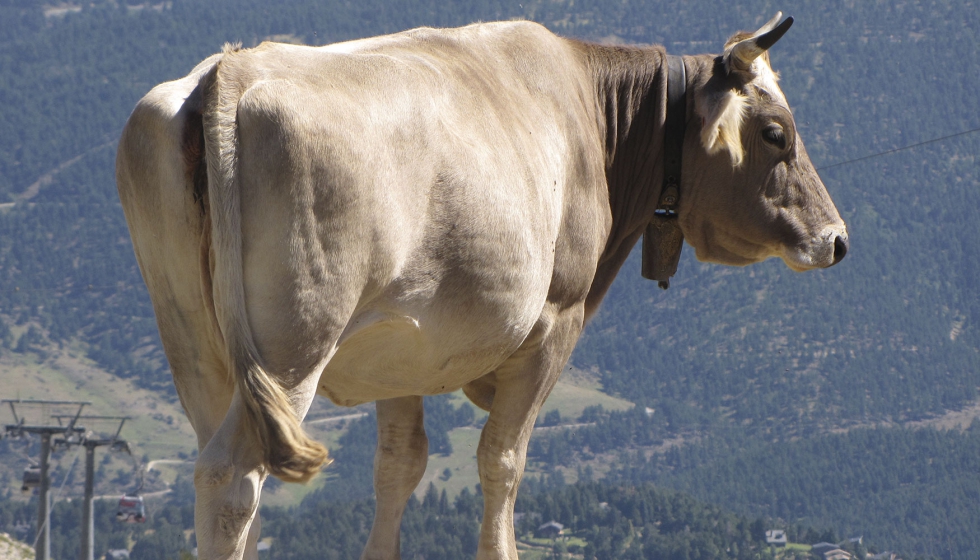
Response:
116,13,847,560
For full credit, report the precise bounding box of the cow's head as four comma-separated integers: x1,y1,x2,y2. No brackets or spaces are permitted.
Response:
679,13,848,271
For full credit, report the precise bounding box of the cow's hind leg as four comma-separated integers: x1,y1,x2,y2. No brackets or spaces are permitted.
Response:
194,375,320,560
475,307,582,560
362,396,428,560
185,390,266,560
193,392,267,560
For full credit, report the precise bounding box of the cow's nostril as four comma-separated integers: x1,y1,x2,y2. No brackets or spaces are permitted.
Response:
832,235,848,265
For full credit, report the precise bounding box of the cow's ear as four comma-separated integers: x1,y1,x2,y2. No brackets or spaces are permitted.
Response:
697,89,747,166
723,13,793,76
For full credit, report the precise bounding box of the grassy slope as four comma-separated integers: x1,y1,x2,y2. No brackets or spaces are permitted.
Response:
1,341,199,511
1,349,195,450
2,339,631,506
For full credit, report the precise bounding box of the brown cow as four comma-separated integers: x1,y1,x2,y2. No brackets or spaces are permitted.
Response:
116,13,846,559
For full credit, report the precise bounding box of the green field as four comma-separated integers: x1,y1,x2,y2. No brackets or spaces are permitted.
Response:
517,535,589,559
417,378,633,499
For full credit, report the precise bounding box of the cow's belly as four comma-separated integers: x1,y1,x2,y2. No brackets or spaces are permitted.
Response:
316,299,539,406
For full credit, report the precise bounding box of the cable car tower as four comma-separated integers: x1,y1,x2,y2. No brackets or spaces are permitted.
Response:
50,415,132,560
2,399,89,560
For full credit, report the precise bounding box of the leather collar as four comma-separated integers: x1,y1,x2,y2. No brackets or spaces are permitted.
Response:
656,54,687,217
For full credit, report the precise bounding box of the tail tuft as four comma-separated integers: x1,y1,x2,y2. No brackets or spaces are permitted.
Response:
239,360,330,483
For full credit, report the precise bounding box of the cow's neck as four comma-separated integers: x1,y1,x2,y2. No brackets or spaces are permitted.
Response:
576,42,687,315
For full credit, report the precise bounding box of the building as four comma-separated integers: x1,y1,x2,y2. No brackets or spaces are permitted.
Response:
536,521,564,539
811,542,839,556
765,530,788,547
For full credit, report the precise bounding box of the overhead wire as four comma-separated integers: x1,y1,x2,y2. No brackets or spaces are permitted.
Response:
3,284,141,294
816,126,980,171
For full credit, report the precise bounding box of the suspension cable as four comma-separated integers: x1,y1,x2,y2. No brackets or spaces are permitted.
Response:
817,126,980,171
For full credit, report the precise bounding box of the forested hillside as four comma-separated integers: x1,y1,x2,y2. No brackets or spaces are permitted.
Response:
1,0,978,558
2,476,808,560
610,424,980,558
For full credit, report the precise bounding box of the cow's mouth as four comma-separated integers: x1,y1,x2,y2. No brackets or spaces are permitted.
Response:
781,231,848,271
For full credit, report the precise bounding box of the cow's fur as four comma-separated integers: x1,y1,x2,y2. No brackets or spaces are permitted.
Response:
116,17,846,560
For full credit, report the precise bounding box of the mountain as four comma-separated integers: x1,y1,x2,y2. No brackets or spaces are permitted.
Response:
1,1,978,558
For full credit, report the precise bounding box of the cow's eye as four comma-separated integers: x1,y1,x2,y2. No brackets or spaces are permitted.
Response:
762,124,786,149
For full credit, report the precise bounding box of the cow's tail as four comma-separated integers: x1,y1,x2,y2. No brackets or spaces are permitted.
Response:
200,50,329,484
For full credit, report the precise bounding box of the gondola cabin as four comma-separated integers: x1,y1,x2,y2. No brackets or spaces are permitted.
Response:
116,494,146,523
21,465,40,492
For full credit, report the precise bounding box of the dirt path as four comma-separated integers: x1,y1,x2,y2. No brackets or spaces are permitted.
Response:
830,398,980,435
145,459,193,472
304,412,369,425
94,488,171,501
533,422,596,432
15,140,115,203
906,399,980,431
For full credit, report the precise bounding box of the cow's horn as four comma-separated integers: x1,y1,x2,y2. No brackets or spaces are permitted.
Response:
755,15,793,50
729,13,794,73
755,12,785,37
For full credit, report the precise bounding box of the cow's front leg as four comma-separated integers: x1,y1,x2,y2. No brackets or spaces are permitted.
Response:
362,396,428,560
475,306,583,560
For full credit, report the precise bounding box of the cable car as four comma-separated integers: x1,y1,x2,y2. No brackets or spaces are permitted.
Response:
110,440,131,454
116,494,146,523
51,437,72,452
21,465,41,492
